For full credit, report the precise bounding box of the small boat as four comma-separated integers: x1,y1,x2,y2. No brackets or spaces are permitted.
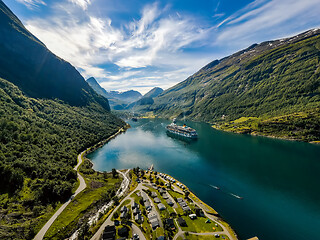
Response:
210,185,220,190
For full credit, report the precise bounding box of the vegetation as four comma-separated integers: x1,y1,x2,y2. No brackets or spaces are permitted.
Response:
138,29,320,141
0,78,124,239
44,164,121,239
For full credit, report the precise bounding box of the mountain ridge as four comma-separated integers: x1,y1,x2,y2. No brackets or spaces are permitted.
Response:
137,28,320,141
0,0,110,110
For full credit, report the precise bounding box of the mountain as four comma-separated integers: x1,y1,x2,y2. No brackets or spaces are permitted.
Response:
86,77,138,109
86,77,108,97
0,1,125,238
126,87,164,110
143,87,163,98
109,90,142,103
143,29,320,141
0,1,109,110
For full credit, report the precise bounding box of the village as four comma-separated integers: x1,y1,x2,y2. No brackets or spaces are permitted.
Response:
93,167,237,240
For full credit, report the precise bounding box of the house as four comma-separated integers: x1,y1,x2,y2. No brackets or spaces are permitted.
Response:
151,192,157,198
118,226,129,237
162,193,169,199
177,198,184,203
131,202,138,209
189,213,197,220
145,200,152,211
154,197,161,203
147,211,158,221
102,225,116,240
177,217,187,227
133,207,140,215
182,205,191,212
120,211,127,219
158,203,166,211
120,206,128,213
157,236,165,240
150,218,160,229
166,199,174,206
135,213,143,223
158,188,165,194
141,192,149,202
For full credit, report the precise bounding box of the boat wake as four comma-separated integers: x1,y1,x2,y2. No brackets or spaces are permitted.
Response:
209,184,220,190
208,184,243,199
228,193,243,199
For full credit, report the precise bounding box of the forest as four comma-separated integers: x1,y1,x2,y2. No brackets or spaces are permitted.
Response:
0,77,125,239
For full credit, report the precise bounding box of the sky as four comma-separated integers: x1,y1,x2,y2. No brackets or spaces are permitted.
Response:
3,0,320,94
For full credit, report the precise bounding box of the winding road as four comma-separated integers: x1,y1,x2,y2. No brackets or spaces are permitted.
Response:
33,151,87,240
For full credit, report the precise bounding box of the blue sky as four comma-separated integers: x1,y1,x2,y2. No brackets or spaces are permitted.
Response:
4,0,320,94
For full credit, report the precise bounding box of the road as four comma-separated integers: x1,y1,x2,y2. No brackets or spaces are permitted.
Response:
33,151,87,240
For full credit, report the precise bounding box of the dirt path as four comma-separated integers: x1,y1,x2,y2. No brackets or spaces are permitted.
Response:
33,151,87,240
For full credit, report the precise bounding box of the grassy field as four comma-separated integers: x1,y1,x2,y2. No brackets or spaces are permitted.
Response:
181,216,223,233
183,233,230,240
213,109,320,142
44,163,121,240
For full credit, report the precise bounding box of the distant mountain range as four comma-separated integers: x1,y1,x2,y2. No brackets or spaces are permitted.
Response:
86,77,164,111
127,87,163,110
86,77,142,110
138,29,320,141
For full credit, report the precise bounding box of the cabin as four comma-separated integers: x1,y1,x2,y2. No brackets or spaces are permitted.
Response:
133,207,140,215
158,203,166,211
131,202,138,209
135,213,143,223
154,197,161,203
166,199,174,206
150,218,160,229
162,193,169,199
120,206,128,213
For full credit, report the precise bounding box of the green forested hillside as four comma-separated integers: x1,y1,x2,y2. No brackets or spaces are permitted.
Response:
0,78,124,239
143,29,320,141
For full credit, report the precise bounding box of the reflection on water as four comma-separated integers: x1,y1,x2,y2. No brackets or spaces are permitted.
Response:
88,118,320,240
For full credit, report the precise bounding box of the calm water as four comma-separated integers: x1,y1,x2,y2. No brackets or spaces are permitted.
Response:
88,119,320,240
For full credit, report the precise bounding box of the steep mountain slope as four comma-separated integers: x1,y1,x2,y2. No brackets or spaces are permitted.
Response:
86,77,128,110
86,77,108,97
0,1,125,238
146,29,320,118
143,87,163,98
0,1,109,109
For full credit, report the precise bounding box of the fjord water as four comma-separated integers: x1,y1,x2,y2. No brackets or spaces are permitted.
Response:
88,119,320,240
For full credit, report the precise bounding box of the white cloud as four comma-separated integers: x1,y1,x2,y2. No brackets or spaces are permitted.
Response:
25,1,209,92
16,0,46,10
68,0,91,10
216,0,320,48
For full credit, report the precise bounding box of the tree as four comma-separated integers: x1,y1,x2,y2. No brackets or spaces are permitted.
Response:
112,168,118,178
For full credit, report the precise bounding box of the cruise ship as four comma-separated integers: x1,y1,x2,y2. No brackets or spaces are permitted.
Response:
166,119,198,139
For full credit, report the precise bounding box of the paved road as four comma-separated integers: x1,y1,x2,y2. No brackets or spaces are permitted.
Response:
33,151,87,240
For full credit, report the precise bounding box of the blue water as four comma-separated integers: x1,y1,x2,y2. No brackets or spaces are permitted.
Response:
88,119,320,240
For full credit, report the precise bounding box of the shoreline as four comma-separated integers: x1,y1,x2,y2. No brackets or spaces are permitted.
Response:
82,124,130,169
156,171,239,240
